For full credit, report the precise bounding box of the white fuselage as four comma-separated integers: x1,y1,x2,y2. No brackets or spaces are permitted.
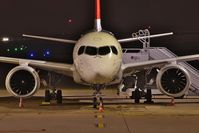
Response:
73,31,123,84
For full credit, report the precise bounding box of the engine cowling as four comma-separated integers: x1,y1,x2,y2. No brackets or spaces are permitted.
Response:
5,66,40,98
156,64,191,98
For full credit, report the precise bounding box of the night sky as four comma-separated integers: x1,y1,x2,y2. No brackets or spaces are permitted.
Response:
0,0,198,66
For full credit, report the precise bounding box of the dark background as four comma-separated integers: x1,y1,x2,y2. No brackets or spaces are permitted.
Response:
0,0,198,86
0,0,198,56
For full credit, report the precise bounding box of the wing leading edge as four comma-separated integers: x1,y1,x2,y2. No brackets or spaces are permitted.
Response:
122,54,199,74
23,34,77,44
118,32,173,43
0,56,74,77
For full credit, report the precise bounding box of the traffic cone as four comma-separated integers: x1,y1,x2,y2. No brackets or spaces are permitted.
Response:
19,97,24,108
98,103,104,113
170,98,175,106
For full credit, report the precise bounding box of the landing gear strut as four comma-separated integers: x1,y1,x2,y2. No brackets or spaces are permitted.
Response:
92,85,104,109
44,89,63,104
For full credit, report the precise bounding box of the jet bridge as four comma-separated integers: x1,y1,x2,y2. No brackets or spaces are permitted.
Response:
122,29,199,96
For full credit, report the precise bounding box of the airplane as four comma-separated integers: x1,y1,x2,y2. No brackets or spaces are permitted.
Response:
0,0,198,108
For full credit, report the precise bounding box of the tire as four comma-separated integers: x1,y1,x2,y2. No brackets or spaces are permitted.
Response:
144,89,154,104
134,89,140,104
45,90,51,102
57,90,63,104
93,97,97,108
99,97,104,107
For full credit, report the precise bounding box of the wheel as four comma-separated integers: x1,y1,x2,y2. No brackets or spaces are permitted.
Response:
134,89,140,104
99,97,104,107
57,90,63,104
144,89,154,104
45,90,51,102
93,97,97,108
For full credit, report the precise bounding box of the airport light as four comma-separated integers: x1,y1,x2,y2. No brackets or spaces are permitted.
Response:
2,37,9,42
43,49,51,57
28,51,37,58
68,19,72,23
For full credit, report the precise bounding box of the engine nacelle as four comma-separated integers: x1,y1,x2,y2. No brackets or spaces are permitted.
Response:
156,64,191,98
5,66,40,98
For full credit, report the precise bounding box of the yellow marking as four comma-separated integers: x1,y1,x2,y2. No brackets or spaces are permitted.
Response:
97,123,105,128
96,114,104,119
95,109,106,128
41,102,51,105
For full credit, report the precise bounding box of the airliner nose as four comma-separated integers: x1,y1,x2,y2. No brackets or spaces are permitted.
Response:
91,71,113,84
94,72,104,80
76,54,122,84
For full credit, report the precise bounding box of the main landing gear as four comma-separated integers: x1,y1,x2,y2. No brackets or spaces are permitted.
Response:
134,88,141,104
44,88,63,104
92,85,104,109
144,89,154,104
43,72,63,104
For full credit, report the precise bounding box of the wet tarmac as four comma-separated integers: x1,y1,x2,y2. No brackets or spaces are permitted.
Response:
0,89,199,133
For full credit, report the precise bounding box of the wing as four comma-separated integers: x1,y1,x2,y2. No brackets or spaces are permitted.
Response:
23,34,77,44
118,32,173,43
0,56,74,77
122,54,199,74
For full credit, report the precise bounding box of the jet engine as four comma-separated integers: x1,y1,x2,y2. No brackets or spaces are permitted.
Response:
5,66,40,98
156,64,191,98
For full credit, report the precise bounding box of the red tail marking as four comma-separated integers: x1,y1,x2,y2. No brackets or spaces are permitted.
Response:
96,0,101,19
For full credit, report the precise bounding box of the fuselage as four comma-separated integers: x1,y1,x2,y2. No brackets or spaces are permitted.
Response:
73,31,123,84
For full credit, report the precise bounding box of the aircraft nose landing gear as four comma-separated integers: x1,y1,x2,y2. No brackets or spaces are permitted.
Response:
93,97,104,109
92,84,105,109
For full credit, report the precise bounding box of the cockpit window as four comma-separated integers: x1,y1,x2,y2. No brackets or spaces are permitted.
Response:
111,46,118,55
78,46,85,55
98,46,111,55
82,45,117,56
85,46,97,56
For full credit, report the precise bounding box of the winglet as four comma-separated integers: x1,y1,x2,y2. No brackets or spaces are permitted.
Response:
94,0,102,31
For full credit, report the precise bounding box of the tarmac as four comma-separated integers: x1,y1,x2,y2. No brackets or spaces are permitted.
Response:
0,89,199,133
